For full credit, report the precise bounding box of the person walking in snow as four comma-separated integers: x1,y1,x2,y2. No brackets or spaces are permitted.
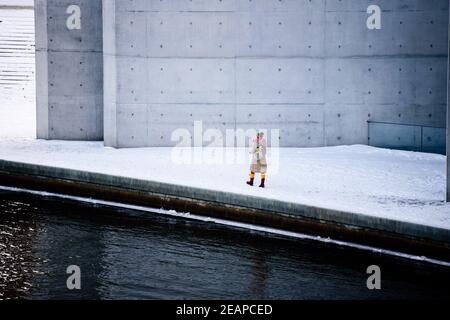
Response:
246,132,267,188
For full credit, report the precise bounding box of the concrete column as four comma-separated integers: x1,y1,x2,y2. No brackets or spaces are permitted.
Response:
35,0,103,140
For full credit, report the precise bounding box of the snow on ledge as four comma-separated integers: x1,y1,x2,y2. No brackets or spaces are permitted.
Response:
0,137,449,230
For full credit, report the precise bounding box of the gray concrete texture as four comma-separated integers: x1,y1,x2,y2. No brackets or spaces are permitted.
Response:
35,0,103,140
35,0,449,148
103,0,449,147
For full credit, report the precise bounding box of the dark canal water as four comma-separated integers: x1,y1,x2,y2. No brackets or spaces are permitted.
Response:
0,188,449,300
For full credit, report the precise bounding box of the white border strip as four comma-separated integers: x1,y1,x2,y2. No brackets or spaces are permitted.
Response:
1,185,450,268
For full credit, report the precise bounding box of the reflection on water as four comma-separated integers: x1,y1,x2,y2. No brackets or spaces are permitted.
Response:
249,251,269,298
0,189,450,300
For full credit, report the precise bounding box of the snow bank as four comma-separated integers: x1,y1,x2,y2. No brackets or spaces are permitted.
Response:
0,138,448,230
0,6,448,232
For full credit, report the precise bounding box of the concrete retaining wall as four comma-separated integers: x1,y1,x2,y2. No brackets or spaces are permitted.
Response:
0,158,449,261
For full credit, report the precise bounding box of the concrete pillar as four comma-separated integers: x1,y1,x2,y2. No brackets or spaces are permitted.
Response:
35,0,103,140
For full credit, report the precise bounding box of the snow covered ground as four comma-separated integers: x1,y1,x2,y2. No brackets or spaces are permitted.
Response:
0,138,449,230
0,6,448,232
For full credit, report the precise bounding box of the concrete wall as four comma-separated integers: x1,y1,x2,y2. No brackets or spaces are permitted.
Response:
35,0,103,140
102,0,449,148
35,0,448,148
